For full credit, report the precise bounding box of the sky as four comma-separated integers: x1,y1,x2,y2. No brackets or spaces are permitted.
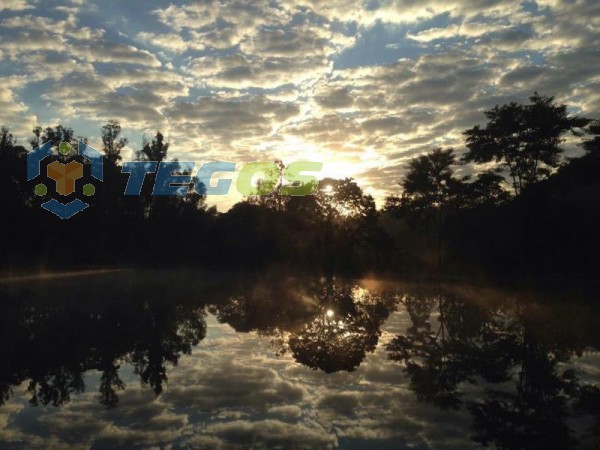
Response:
0,0,599,210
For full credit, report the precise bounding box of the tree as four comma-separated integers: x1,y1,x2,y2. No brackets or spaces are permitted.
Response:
0,127,26,159
137,131,169,162
463,93,589,195
401,148,463,212
101,120,128,165
30,125,74,149
399,148,464,271
463,170,511,208
285,278,395,373
247,160,289,211
581,119,600,154
133,131,170,219
0,127,28,265
315,177,377,222
314,178,381,272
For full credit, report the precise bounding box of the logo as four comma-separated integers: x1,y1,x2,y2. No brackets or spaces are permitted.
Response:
26,140,322,220
27,140,103,219
121,161,322,197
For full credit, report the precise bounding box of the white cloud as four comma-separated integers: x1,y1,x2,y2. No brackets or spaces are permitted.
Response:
136,31,195,53
0,0,32,11
0,0,598,208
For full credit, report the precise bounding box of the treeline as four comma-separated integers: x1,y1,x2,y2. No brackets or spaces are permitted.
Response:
0,93,599,279
383,93,600,280
0,121,389,273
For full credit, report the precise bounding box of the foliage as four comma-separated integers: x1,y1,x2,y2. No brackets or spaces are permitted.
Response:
463,93,590,195
1,91,599,277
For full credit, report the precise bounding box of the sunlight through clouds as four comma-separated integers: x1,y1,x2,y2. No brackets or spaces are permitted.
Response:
0,0,598,209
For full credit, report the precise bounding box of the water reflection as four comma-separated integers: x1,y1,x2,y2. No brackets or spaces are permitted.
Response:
0,271,599,449
387,287,600,448
0,275,208,407
212,277,397,373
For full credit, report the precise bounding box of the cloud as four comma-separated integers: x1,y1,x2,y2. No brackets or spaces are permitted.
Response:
314,87,355,109
240,23,352,58
0,78,37,135
69,41,161,67
202,419,337,449
316,392,360,415
0,0,32,11
407,22,513,42
281,0,524,26
152,1,288,36
151,2,221,32
0,0,598,209
184,52,332,89
165,360,305,411
1,13,105,41
0,29,67,55
136,31,196,53
164,95,299,143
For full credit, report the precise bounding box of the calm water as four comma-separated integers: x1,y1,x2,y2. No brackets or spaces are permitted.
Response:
0,270,599,449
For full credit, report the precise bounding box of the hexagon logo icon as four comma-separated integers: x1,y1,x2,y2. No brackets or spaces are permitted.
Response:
27,140,103,219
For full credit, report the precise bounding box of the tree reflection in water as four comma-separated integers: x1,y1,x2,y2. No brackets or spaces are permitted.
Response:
387,286,600,449
0,274,208,407
0,272,599,449
211,277,398,373
285,280,396,373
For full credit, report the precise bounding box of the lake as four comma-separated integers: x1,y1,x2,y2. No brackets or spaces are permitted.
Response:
0,270,599,449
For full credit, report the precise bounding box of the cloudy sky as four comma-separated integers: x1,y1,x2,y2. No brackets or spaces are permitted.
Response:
1,0,599,209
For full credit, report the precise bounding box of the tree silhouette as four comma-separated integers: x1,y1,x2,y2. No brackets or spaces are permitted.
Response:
247,160,289,211
137,131,169,162
467,170,510,206
101,120,128,165
0,278,210,407
463,93,589,195
395,148,464,271
581,119,600,154
313,178,383,272
30,125,75,149
386,289,504,409
400,148,463,211
98,362,126,407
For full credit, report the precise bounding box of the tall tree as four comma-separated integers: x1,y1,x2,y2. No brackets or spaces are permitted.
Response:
463,93,589,195
0,126,28,218
101,120,128,165
134,131,170,219
314,178,382,272
401,148,462,213
315,177,377,223
400,148,464,270
0,127,26,158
